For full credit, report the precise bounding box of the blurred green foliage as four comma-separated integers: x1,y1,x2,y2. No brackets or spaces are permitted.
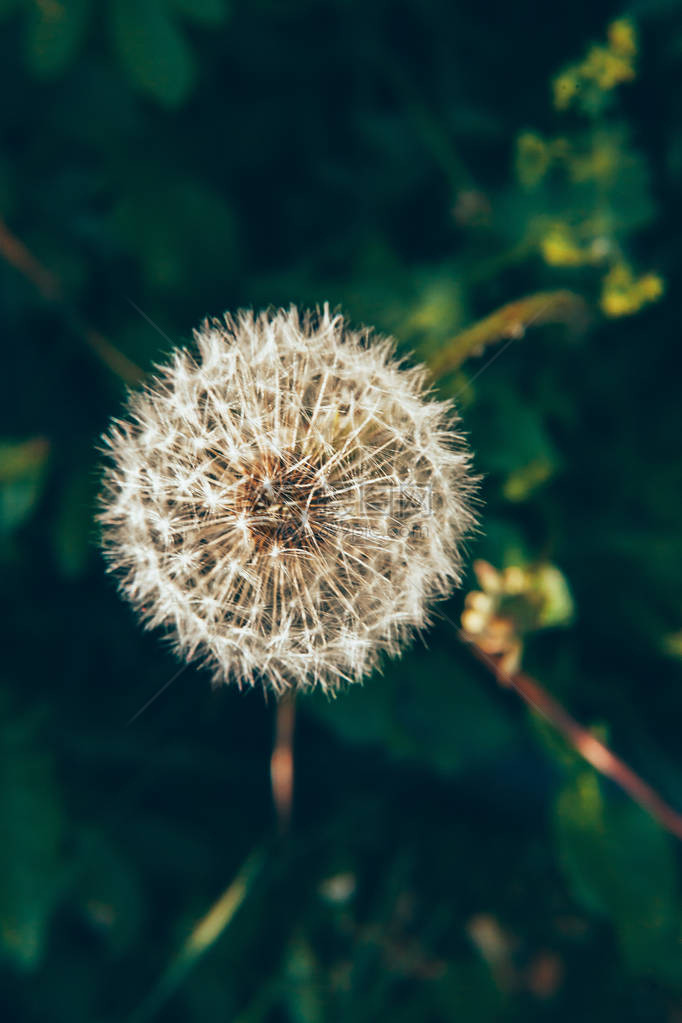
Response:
1,1,682,1020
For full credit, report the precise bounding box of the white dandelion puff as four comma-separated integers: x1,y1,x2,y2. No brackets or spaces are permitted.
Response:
98,305,478,694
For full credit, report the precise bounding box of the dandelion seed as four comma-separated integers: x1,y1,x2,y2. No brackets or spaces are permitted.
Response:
98,306,478,694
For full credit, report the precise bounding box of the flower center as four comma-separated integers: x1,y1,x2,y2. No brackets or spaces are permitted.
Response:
236,453,330,553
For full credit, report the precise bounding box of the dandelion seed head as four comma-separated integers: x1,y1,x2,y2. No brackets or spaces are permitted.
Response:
98,306,478,694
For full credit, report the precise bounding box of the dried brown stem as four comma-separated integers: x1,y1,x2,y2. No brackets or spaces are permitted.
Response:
428,289,589,378
469,643,682,841
0,216,143,385
270,693,296,832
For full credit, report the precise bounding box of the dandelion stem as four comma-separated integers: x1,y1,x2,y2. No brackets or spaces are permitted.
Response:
468,643,682,842
271,693,296,832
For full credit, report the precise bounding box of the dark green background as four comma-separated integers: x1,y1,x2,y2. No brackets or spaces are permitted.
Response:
1,1,681,1020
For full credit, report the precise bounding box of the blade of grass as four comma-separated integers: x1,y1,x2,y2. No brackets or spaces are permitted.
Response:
128,849,265,1023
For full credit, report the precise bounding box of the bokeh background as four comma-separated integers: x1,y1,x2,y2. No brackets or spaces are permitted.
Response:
1,1,682,1020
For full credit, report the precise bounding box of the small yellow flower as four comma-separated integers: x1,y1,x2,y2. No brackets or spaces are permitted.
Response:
608,18,637,59
540,227,591,267
553,71,580,111
460,561,574,675
600,263,664,317
638,273,665,302
582,45,634,92
552,19,637,111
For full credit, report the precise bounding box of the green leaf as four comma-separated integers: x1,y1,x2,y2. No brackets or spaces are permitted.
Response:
0,437,50,536
169,0,229,25
533,563,574,628
25,0,90,77
555,770,680,980
470,517,530,569
502,456,554,502
392,652,517,775
435,960,502,1022
0,714,64,969
282,939,323,1023
305,649,517,777
0,155,13,216
76,831,142,954
114,181,236,291
0,0,21,20
471,388,560,489
52,467,96,578
110,0,194,107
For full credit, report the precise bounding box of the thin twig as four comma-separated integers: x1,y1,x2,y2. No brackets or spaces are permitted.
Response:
468,642,682,841
270,693,296,833
428,289,589,378
0,216,143,385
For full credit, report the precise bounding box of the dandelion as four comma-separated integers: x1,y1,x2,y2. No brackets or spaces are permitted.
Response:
98,306,477,693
